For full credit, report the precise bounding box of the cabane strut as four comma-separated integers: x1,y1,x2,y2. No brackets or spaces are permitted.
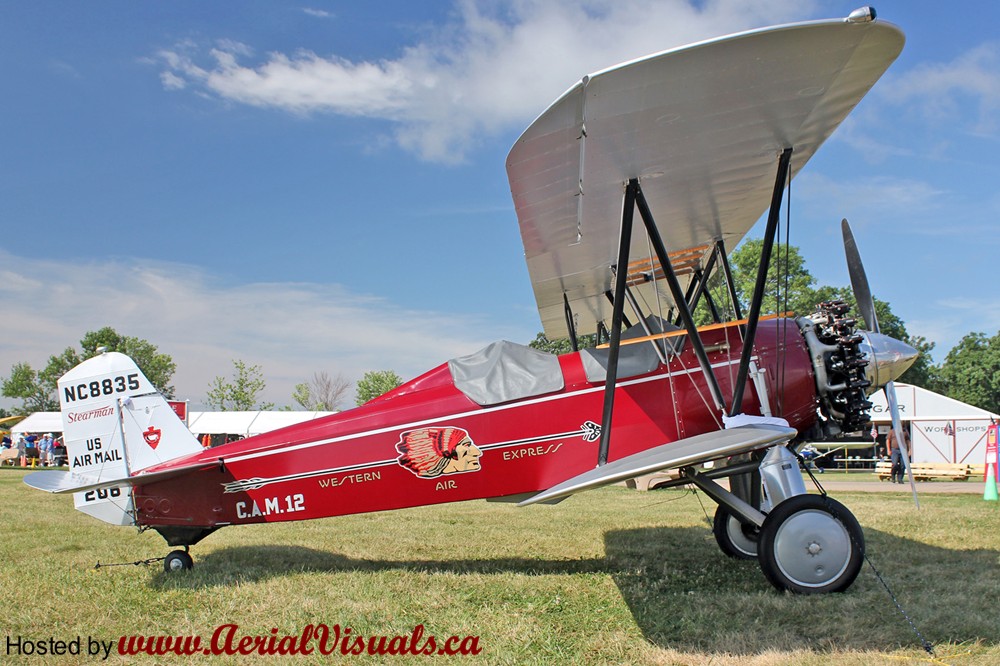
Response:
596,148,793,466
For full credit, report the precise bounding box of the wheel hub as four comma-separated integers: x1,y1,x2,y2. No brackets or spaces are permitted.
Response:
773,509,851,587
757,495,865,594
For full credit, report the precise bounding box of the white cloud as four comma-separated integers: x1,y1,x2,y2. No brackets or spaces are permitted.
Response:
201,46,417,116
153,0,814,163
879,42,1000,136
160,71,186,90
0,250,527,410
796,172,948,221
909,297,1000,363
302,8,332,19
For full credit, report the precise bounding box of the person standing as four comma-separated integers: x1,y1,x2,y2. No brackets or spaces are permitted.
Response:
887,426,909,484
16,434,29,467
38,433,54,465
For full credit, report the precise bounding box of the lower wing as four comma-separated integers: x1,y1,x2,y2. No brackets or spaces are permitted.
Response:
518,424,796,506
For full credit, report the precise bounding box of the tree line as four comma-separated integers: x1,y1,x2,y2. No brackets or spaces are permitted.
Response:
0,326,403,416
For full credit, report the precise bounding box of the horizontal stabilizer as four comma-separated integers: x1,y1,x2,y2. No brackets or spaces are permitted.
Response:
518,424,796,506
24,460,218,495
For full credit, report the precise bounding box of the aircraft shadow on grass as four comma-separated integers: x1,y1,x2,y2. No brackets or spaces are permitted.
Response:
153,545,610,582
603,525,1000,654
150,524,998,655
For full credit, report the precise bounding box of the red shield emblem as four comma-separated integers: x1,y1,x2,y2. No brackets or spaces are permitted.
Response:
143,426,162,450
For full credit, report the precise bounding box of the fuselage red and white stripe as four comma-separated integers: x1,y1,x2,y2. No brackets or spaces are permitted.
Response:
135,320,817,528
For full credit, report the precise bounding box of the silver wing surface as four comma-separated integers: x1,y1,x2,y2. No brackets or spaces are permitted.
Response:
507,17,904,339
518,424,796,506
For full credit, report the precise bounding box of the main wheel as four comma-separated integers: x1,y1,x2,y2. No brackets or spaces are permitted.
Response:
757,495,864,594
712,506,759,559
163,550,193,572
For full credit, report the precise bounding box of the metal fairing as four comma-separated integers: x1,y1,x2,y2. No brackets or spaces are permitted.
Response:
134,319,816,529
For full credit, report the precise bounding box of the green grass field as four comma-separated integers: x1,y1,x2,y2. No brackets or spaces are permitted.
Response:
1,468,997,665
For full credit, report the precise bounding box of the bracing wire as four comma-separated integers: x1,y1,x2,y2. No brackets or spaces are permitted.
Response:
638,224,703,432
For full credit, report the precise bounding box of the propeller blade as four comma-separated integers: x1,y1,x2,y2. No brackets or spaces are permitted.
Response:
885,380,919,508
842,218,919,507
841,218,879,332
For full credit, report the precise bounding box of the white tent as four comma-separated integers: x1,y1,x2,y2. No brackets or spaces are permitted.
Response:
9,412,64,437
186,411,334,438
868,384,998,465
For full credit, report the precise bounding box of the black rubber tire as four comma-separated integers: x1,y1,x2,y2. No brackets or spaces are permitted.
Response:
712,505,759,560
757,494,864,594
163,550,194,573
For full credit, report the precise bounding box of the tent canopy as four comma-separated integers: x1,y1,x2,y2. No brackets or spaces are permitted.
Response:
868,384,999,422
186,411,334,437
10,412,64,436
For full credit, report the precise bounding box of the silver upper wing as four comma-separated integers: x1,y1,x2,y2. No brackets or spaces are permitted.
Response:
507,16,904,338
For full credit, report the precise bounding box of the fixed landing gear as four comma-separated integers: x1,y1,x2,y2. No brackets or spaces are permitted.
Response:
712,506,758,560
153,526,217,572
669,447,866,593
756,494,864,594
163,548,193,572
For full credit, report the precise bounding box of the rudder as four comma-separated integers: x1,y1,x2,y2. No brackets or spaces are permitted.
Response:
57,351,202,525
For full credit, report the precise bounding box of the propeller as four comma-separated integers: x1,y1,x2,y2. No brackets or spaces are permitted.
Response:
842,218,920,508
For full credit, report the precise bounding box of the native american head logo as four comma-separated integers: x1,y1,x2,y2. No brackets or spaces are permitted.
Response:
395,427,482,478
143,426,162,450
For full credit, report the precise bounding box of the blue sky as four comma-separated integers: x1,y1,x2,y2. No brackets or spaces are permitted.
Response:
2,1,998,409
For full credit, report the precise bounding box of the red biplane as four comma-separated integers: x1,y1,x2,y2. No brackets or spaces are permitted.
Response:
27,8,919,594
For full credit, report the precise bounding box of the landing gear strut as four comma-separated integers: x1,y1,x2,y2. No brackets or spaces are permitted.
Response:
678,444,865,593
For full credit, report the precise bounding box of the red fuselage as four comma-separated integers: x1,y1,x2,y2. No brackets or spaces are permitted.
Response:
135,320,817,531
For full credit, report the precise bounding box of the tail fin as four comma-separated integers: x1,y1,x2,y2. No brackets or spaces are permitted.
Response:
55,351,203,525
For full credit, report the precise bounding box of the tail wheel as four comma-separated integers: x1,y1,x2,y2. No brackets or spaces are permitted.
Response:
712,506,759,560
163,550,193,572
757,495,864,594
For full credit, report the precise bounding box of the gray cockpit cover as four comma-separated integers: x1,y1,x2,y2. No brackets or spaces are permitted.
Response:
579,316,680,382
449,341,564,406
